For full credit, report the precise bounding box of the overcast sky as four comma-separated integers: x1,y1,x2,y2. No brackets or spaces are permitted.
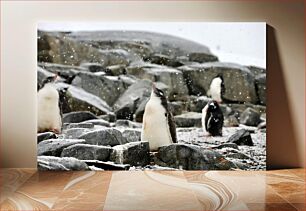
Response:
38,22,266,68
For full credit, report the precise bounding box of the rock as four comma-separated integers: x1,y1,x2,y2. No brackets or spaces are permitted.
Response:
79,128,127,146
224,115,240,127
187,96,211,113
38,31,109,66
168,101,186,116
155,144,233,170
228,129,254,146
212,143,239,150
110,142,150,166
37,139,86,156
145,53,184,67
115,120,142,128
37,132,57,143
83,160,130,170
122,129,141,142
99,113,116,122
61,144,112,161
66,30,214,59
219,104,233,118
247,66,266,75
38,156,89,170
37,66,55,89
62,128,91,139
63,111,98,123
126,62,188,101
255,74,266,105
65,122,94,129
227,152,251,160
240,108,261,126
113,80,151,120
80,62,106,73
71,72,126,106
174,112,202,127
179,62,258,103
134,98,150,122
257,121,266,129
81,119,111,127
188,52,218,63
106,65,127,76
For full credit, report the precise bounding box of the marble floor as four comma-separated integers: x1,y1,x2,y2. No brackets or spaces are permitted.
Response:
0,169,304,210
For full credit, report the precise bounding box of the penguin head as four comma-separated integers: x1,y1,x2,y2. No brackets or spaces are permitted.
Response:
152,83,166,100
41,75,58,86
207,100,220,112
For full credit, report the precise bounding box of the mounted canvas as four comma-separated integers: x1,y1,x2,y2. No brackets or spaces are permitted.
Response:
37,22,266,171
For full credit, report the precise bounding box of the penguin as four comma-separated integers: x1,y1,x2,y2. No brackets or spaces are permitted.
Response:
208,74,225,103
141,83,177,151
37,75,62,134
202,100,224,136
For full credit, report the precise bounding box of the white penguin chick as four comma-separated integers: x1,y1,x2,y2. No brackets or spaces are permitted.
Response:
141,84,177,151
209,75,224,103
37,76,62,134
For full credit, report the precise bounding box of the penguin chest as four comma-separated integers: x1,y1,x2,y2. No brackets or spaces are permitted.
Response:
210,78,222,103
37,85,62,132
141,99,172,151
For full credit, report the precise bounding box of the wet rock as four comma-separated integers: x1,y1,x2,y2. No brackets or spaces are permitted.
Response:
155,144,233,170
37,132,57,143
106,65,127,76
38,156,89,171
255,74,266,105
65,122,94,129
37,139,86,156
62,128,91,139
122,129,141,142
168,101,186,116
83,160,130,170
110,142,150,167
134,98,150,122
188,52,218,63
115,120,142,128
63,111,98,123
224,115,240,127
212,143,239,150
240,108,261,126
126,62,188,101
228,129,254,146
72,72,126,106
179,62,257,103
79,128,127,146
174,112,202,127
113,80,151,120
81,119,111,127
61,144,112,161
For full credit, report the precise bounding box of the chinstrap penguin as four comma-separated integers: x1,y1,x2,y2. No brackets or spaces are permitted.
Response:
208,74,225,103
141,83,177,151
37,75,62,134
202,100,224,136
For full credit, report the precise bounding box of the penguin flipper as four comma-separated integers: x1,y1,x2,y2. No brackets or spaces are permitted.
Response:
167,112,177,143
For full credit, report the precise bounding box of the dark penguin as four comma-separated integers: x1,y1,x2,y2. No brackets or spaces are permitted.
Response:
141,83,177,151
37,75,62,134
208,74,225,103
202,100,224,136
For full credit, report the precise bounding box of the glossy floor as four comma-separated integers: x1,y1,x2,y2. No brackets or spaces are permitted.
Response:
0,169,304,210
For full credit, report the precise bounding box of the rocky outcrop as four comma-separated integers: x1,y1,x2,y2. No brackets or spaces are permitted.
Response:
179,62,258,103
37,139,86,156
228,129,254,146
110,142,150,167
61,144,112,161
174,112,202,127
240,108,261,126
154,144,234,170
63,111,98,123
38,156,89,170
79,128,127,146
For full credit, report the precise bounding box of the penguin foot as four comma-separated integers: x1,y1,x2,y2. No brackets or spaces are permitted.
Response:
51,128,61,134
